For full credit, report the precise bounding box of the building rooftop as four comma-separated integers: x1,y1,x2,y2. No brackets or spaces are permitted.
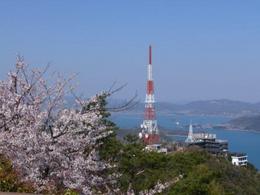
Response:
193,133,216,140
231,153,247,157
215,139,228,143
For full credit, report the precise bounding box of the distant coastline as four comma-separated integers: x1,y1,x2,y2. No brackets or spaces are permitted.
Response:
213,126,260,133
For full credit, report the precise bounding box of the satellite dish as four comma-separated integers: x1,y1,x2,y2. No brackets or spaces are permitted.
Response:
138,132,143,139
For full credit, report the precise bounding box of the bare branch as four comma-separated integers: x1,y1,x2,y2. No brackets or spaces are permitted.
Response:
108,83,128,95
107,91,139,112
106,83,139,112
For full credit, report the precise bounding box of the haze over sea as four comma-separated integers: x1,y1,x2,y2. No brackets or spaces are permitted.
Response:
111,113,260,170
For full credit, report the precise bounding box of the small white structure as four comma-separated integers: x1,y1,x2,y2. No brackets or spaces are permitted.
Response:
185,123,217,143
231,153,248,166
185,123,194,143
145,144,167,153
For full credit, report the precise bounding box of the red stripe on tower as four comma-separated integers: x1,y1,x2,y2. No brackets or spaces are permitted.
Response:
147,80,154,94
145,107,155,120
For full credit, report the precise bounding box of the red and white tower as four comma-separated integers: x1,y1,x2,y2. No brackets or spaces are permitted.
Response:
139,45,160,145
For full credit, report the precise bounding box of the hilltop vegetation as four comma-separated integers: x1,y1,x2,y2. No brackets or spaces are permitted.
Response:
100,135,260,195
2,136,260,194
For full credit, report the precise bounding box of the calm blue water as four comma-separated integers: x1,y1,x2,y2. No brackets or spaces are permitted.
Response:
111,113,260,170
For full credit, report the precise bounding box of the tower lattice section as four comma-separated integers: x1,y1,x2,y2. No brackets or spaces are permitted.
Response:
140,45,160,145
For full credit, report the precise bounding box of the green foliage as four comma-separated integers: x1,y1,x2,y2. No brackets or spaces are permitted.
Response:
0,154,34,193
168,164,219,195
166,152,260,195
63,189,80,195
96,93,122,161
117,148,213,194
103,136,260,195
99,134,123,162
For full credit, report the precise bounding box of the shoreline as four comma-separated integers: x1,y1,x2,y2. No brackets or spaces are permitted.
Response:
213,127,260,134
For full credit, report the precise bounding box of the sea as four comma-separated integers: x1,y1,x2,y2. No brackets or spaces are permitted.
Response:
111,113,260,170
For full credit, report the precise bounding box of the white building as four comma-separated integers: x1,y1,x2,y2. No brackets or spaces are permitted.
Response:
185,123,194,143
231,153,248,166
145,144,167,153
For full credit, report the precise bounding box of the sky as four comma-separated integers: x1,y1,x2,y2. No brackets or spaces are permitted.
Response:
0,1,260,103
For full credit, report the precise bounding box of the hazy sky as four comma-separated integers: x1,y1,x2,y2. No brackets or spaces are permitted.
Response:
1,1,260,103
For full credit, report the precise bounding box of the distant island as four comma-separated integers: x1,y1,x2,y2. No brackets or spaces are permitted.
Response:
110,99,260,117
224,115,260,132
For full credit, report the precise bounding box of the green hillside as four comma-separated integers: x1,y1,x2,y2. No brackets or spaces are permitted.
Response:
100,135,260,195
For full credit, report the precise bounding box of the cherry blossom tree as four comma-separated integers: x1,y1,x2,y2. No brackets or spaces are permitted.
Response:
0,57,120,194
